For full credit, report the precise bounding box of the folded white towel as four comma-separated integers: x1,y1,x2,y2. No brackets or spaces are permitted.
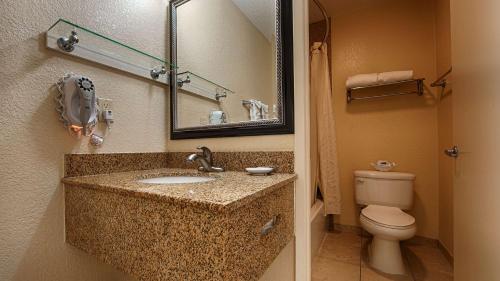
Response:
378,70,414,84
246,99,268,121
248,99,261,121
346,73,379,88
261,103,269,119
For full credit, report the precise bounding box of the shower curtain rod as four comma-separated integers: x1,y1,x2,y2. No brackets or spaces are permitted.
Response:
312,0,330,47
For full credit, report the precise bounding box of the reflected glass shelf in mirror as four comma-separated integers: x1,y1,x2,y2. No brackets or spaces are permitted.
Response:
176,71,234,102
46,19,175,84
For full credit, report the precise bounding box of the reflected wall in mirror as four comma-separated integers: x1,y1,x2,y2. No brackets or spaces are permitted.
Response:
170,0,293,139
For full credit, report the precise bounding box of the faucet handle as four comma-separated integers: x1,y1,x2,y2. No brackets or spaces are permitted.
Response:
196,146,212,154
196,146,213,165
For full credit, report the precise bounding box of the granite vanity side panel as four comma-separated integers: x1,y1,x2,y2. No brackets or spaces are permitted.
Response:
167,151,294,173
65,185,228,281
223,182,295,281
64,152,170,177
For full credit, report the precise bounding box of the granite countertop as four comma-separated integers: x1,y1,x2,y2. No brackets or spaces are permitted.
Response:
62,168,296,212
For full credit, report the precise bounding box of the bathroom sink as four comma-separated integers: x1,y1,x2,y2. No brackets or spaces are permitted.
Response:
137,176,215,184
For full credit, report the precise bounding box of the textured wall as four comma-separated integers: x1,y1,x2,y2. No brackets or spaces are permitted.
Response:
167,134,294,152
329,0,440,239
0,1,170,280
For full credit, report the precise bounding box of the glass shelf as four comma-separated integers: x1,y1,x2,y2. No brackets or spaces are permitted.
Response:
46,19,175,84
176,71,234,101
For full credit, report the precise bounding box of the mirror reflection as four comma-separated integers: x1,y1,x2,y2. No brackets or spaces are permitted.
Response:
174,0,280,129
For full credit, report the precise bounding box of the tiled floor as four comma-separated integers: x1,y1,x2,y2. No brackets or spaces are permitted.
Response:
312,231,453,281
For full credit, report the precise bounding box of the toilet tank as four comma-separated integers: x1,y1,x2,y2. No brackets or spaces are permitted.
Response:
354,170,415,210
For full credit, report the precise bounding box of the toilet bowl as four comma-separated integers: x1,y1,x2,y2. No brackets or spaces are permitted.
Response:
354,170,417,275
360,205,416,275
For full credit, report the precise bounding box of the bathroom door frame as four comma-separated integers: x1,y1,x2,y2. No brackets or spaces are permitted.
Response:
293,0,312,280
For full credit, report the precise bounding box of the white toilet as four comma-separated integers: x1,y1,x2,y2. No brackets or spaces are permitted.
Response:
354,170,417,275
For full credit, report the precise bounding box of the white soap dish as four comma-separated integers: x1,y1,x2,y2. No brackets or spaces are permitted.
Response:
245,167,275,175
370,160,397,172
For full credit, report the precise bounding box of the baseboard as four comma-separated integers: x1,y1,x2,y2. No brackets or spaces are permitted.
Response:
437,240,454,267
406,236,454,266
405,235,439,248
333,223,363,235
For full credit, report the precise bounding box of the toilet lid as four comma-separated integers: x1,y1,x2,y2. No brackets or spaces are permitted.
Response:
361,205,415,227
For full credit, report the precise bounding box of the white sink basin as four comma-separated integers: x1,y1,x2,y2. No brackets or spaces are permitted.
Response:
138,176,215,184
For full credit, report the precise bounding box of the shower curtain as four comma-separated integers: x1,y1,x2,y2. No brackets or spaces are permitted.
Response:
310,42,341,215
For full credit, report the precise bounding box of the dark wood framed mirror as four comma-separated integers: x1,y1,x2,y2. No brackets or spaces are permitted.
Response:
169,0,294,139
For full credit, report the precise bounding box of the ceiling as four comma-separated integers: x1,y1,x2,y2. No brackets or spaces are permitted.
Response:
230,0,391,38
231,0,276,42
309,0,387,23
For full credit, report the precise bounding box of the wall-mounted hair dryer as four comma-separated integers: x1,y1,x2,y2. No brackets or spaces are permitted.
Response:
55,73,98,136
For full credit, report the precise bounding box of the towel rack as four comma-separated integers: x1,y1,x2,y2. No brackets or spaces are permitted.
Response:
346,78,425,103
430,67,452,88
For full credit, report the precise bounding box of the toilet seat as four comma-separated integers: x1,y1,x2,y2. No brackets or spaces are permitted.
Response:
361,205,415,229
358,207,417,275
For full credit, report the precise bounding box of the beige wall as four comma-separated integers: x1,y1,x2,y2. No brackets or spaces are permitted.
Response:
329,0,440,238
0,1,295,280
435,0,454,256
167,134,294,152
176,0,275,127
0,1,169,280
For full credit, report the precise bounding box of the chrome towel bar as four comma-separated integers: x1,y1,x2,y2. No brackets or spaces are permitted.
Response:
431,67,452,88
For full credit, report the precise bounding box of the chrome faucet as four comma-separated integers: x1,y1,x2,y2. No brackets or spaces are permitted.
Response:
187,146,224,172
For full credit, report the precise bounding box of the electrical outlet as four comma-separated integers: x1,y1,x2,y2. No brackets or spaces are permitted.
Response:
97,98,113,111
97,98,113,121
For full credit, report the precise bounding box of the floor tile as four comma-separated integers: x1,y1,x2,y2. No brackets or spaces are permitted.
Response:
404,245,453,274
403,245,453,281
312,256,361,281
318,232,362,265
311,230,453,281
